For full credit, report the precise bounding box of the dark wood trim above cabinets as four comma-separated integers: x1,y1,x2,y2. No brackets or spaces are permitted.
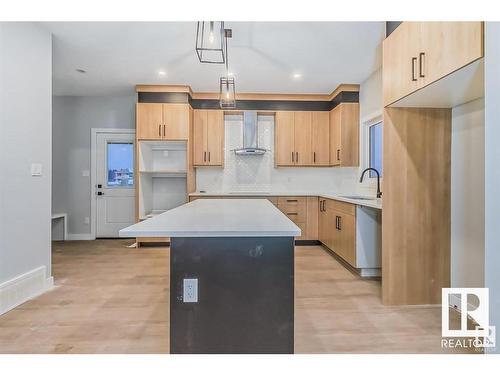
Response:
136,84,359,111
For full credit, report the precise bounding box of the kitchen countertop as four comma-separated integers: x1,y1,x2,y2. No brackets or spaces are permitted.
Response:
119,199,301,238
189,191,382,210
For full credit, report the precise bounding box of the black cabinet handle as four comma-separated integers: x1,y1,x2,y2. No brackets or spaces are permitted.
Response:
419,52,425,78
287,212,298,215
163,124,166,137
204,151,206,162
412,57,417,81
286,199,298,203
296,152,299,163
337,149,340,161
291,152,294,163
158,124,161,137
208,152,211,162
338,216,342,231
313,152,316,163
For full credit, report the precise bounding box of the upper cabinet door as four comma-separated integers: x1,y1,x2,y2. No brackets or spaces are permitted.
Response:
339,103,359,167
163,103,189,140
193,110,208,166
383,22,421,106
418,22,483,89
329,106,341,166
275,111,295,166
293,111,313,166
311,112,330,166
206,110,224,166
136,103,163,140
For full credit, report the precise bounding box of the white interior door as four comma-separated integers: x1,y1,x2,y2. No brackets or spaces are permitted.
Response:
96,132,135,238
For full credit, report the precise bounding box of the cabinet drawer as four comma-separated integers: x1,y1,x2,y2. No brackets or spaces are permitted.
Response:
278,196,307,206
327,199,356,216
278,204,306,223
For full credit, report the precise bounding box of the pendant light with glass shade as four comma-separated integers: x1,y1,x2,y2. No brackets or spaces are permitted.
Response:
219,29,236,109
195,22,226,64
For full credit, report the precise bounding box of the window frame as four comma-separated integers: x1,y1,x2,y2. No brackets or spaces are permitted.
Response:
105,141,135,189
361,112,383,184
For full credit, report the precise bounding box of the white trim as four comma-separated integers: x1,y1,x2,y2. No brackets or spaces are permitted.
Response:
0,266,53,315
90,128,136,240
67,233,95,241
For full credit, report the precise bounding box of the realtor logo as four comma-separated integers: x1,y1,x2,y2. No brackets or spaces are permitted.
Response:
442,288,496,349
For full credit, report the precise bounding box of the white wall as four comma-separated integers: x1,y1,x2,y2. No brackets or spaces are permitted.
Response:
484,21,500,354
451,98,485,288
196,115,358,193
0,23,52,288
52,95,136,236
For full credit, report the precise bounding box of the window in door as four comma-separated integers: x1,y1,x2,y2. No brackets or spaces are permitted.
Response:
107,142,134,187
368,121,383,178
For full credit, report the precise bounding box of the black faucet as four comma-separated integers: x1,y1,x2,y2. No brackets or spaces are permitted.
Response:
359,168,382,198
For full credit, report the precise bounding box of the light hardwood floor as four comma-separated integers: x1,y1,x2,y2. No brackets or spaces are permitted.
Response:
0,240,475,354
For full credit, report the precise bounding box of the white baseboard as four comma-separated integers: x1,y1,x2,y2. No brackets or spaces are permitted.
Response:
0,266,53,315
67,233,95,240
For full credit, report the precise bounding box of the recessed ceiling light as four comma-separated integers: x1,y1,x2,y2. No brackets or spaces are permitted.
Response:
292,73,302,79
75,69,86,74
158,71,167,77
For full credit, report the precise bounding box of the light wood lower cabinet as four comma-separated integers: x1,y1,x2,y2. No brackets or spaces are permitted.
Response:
319,198,356,267
189,195,318,240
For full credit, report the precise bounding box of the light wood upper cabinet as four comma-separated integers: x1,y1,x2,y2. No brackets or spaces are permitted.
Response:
163,103,189,140
418,22,483,88
383,22,483,106
294,112,312,165
137,103,189,140
206,110,224,166
311,112,330,165
193,110,207,166
193,109,224,167
275,111,331,167
275,111,295,166
329,103,359,167
136,103,163,140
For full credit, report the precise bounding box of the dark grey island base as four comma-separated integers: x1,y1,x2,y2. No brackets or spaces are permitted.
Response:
170,236,295,354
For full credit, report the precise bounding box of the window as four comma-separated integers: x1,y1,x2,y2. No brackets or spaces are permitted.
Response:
107,142,134,187
368,121,383,178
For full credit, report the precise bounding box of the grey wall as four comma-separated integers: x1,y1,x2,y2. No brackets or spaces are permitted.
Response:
52,95,136,235
451,98,485,289
0,23,52,283
484,22,500,354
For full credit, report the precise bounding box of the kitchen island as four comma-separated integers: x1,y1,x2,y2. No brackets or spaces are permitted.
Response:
119,199,300,354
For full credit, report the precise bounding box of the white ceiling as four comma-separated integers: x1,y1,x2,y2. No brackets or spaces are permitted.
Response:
43,22,385,96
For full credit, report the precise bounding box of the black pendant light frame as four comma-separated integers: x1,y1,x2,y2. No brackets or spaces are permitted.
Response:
219,28,236,109
195,21,226,64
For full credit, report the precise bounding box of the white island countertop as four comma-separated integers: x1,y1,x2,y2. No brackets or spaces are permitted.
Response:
119,199,301,238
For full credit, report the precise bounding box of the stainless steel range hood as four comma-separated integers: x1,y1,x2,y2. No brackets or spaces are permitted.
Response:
233,111,267,155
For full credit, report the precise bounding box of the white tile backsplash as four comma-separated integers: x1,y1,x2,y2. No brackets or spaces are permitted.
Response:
196,114,360,194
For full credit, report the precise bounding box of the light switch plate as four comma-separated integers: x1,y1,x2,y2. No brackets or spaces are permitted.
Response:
31,163,42,176
183,278,198,303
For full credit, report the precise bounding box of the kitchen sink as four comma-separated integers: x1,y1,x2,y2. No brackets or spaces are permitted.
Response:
339,195,377,201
